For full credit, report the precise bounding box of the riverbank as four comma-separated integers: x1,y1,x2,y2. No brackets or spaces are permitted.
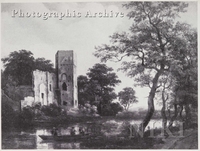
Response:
31,110,163,126
2,114,198,149
80,126,198,149
153,128,198,149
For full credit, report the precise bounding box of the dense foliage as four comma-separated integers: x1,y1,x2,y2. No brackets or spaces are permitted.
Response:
78,63,122,116
1,50,55,87
118,87,138,111
2,101,19,128
99,102,123,116
94,2,197,131
19,103,65,124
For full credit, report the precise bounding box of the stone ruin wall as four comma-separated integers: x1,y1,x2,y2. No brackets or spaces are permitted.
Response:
33,70,57,106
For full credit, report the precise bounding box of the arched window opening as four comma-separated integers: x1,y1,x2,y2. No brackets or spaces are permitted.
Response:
41,93,44,99
61,73,67,81
62,82,67,91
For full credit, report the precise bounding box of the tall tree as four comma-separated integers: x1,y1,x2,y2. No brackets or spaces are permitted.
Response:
78,64,121,108
2,50,35,85
118,87,138,111
87,63,121,106
78,64,121,115
157,75,172,136
169,29,197,127
94,2,194,131
77,75,90,106
2,50,55,86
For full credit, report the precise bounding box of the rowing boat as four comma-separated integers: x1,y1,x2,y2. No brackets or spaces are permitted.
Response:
39,134,92,142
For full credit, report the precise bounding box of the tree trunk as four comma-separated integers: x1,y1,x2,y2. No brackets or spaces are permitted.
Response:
161,107,167,136
179,104,183,120
185,103,191,128
139,70,162,132
161,87,168,137
168,103,178,129
167,108,171,119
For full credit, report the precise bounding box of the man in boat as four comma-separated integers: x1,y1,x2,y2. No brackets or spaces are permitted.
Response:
79,127,85,135
51,127,58,136
70,127,76,136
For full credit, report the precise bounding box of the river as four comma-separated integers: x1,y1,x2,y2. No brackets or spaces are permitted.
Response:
2,119,164,149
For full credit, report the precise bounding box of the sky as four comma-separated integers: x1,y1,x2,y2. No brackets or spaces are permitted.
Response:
1,1,198,111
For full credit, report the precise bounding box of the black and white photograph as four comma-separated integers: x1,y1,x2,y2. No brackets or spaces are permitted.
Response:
1,1,198,149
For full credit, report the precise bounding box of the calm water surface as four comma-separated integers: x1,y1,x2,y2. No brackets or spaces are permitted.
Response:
2,119,163,149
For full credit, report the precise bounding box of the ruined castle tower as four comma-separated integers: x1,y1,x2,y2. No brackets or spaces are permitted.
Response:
55,50,78,109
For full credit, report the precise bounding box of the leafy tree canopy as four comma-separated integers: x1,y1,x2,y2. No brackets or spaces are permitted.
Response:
78,75,90,106
35,58,55,73
87,63,121,89
78,63,121,115
87,63,121,104
2,50,35,85
2,50,55,86
118,87,138,111
94,2,196,131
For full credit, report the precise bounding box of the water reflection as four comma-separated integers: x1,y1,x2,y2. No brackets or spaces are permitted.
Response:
2,119,166,149
2,130,37,149
36,126,82,149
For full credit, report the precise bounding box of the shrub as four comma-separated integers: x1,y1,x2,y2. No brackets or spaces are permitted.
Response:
78,103,98,116
100,102,123,116
110,102,123,115
33,102,41,110
41,103,62,117
20,106,34,124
